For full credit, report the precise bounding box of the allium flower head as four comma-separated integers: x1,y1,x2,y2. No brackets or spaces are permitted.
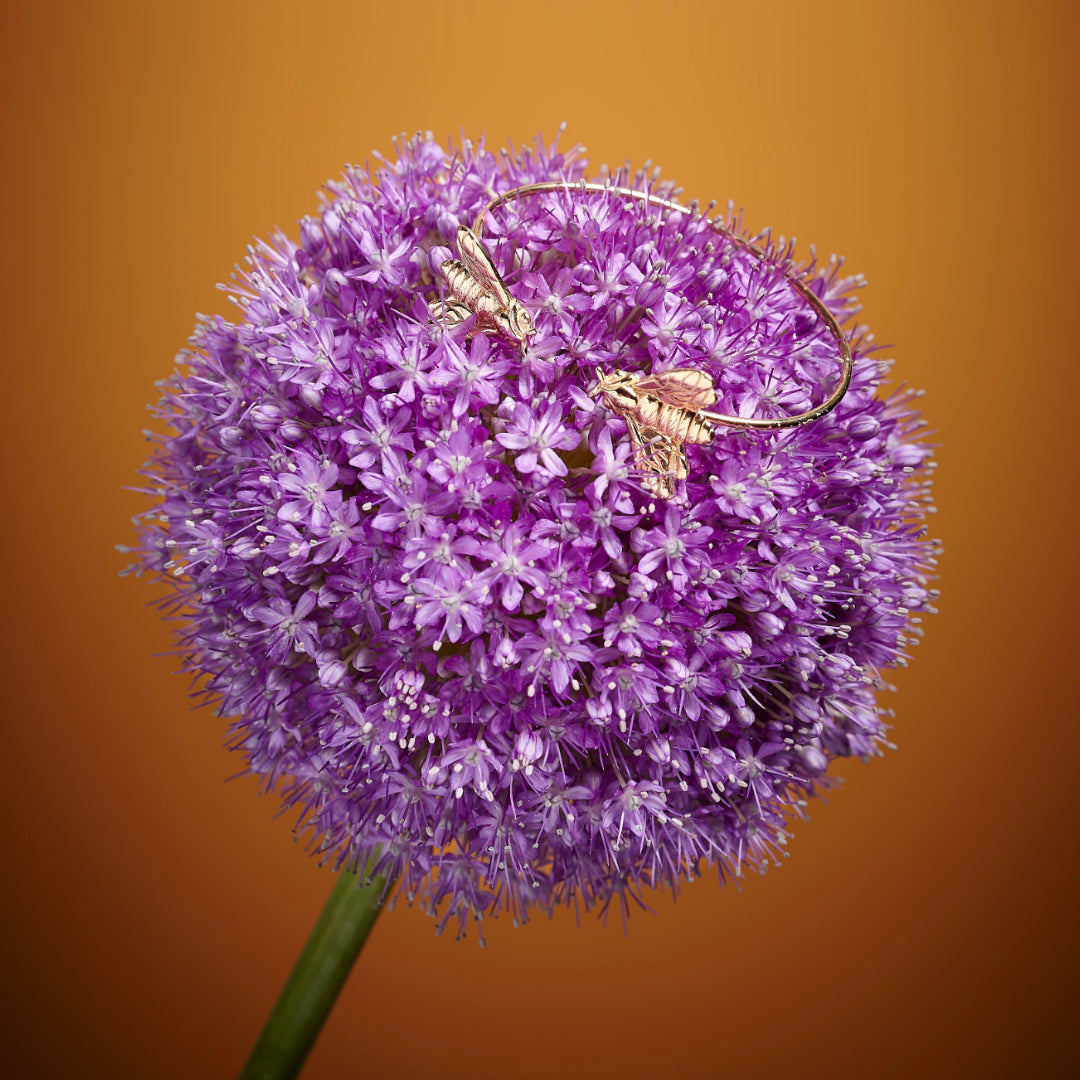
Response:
131,130,937,938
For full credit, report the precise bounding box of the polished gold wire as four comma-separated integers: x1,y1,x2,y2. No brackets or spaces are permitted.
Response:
473,181,853,431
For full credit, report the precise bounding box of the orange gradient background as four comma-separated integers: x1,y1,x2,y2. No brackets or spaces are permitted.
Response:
3,2,1077,1077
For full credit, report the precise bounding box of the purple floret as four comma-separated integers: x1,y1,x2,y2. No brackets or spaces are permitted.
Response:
131,129,938,939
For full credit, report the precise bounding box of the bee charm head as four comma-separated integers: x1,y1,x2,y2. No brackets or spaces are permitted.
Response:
589,368,639,412
495,299,535,344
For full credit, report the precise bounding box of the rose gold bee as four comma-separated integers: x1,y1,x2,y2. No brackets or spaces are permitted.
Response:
429,226,535,346
589,367,719,499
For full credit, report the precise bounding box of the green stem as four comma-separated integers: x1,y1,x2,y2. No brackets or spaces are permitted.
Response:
240,859,392,1080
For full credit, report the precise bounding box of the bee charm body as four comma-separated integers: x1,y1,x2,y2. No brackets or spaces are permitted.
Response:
429,226,535,346
590,367,719,499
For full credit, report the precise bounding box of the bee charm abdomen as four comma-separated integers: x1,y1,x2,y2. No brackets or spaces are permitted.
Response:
636,399,714,444
440,261,493,312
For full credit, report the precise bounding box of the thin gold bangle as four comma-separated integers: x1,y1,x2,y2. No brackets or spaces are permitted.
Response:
473,181,853,430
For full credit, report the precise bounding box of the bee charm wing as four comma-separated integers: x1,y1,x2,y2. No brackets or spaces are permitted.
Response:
625,417,687,501
455,226,513,306
634,368,717,410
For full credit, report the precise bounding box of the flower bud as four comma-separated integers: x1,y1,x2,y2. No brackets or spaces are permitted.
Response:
250,404,282,430
848,414,881,441
299,216,326,256
645,737,671,765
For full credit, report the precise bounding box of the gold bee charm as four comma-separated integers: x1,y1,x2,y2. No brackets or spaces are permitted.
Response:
429,226,535,345
590,367,718,499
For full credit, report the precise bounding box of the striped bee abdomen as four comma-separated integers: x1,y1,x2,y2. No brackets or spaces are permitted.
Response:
442,262,494,311
636,397,714,444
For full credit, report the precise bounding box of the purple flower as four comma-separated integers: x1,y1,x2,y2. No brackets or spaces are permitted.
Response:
477,522,553,611
276,452,341,530
496,400,581,478
131,130,937,937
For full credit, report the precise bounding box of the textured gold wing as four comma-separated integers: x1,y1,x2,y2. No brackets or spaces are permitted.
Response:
455,226,512,306
625,417,686,500
634,368,717,410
